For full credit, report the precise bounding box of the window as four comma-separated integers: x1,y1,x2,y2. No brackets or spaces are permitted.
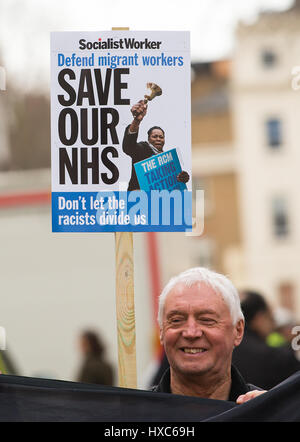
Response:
271,197,289,238
266,118,282,148
261,50,277,68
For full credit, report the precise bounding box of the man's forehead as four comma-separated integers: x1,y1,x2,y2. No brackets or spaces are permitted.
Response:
164,281,225,309
150,129,164,135
168,281,216,295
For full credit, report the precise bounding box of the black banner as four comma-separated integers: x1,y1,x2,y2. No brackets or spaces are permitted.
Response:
0,371,299,423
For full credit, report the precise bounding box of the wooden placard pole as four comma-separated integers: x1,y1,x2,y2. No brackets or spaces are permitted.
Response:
115,232,137,388
113,27,137,389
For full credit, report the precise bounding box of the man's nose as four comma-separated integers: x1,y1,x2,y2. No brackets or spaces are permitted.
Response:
181,318,203,339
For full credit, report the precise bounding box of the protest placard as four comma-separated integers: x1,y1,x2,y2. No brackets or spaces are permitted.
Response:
51,31,192,232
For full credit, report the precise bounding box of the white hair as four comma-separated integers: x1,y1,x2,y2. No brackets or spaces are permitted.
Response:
158,267,244,327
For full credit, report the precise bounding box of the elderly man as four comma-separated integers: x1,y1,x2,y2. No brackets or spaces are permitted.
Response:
153,267,265,404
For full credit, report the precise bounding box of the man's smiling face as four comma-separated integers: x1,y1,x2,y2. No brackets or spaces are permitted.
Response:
160,282,244,378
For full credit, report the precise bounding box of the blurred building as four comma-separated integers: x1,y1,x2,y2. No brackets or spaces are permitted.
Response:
233,1,300,313
190,60,241,277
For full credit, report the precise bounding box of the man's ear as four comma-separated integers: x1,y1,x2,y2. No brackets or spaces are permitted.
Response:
233,319,244,348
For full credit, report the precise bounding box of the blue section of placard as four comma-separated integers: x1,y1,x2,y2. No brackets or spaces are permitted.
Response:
134,149,187,191
52,191,192,232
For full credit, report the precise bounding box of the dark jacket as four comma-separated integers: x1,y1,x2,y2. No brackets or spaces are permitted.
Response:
77,355,114,386
232,328,300,390
122,125,156,190
151,365,260,402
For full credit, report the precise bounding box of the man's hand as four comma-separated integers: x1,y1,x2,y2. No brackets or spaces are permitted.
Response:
236,390,267,404
177,171,190,184
131,100,148,121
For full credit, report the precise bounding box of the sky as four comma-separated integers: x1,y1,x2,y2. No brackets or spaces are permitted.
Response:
0,0,294,91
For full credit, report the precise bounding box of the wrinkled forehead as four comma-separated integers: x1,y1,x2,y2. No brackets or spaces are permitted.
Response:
164,281,228,314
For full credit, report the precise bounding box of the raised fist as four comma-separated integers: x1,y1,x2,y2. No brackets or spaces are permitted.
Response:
131,100,148,121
